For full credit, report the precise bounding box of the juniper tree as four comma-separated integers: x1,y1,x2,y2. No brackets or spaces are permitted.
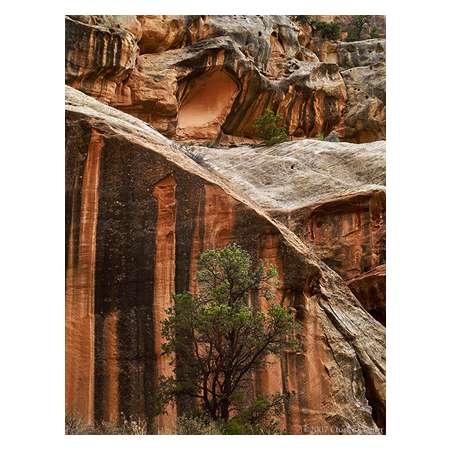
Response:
254,110,288,145
160,243,299,422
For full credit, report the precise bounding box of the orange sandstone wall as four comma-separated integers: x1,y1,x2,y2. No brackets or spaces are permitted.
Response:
276,190,386,324
65,92,385,434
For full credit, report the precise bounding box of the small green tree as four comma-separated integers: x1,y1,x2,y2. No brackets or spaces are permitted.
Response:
370,26,380,39
254,110,288,145
310,20,341,40
347,15,368,42
223,392,289,434
160,243,299,424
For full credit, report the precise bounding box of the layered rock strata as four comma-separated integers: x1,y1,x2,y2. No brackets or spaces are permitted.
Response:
65,86,385,434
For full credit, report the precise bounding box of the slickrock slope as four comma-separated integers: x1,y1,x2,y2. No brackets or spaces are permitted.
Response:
187,140,386,324
65,86,385,434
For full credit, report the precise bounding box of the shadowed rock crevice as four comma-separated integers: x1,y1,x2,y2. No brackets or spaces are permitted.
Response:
354,350,386,433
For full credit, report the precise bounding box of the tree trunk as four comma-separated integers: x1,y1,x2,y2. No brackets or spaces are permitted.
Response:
220,399,230,422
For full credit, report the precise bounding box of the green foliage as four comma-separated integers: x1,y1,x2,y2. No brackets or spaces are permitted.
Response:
177,411,222,435
370,26,380,39
310,20,341,40
254,110,288,146
176,394,289,435
223,393,289,434
160,243,300,424
347,15,368,42
65,413,148,435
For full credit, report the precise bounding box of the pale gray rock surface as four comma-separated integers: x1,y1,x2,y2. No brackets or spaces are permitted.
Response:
186,139,385,211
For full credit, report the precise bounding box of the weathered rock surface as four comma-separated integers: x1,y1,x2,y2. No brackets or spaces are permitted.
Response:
186,140,386,321
287,17,387,143
137,15,186,53
65,16,138,103
337,39,385,70
65,86,385,434
304,39,386,70
66,15,348,143
68,15,143,41
65,15,386,144
341,63,386,143
112,37,346,142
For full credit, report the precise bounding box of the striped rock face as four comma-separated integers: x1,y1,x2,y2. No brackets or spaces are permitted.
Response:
65,17,139,103
65,86,385,434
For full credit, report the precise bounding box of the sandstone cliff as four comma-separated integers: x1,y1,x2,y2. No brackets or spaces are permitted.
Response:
65,14,386,435
186,140,386,325
65,15,385,144
65,86,385,434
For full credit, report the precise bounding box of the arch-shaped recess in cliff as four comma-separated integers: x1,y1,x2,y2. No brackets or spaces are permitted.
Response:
176,70,239,140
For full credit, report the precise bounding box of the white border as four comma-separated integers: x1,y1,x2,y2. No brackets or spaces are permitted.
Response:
1,1,449,449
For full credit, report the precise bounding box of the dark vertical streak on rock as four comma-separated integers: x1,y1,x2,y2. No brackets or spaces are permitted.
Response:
94,137,160,424
198,184,206,254
174,171,203,414
308,94,316,135
65,120,90,270
93,313,105,422
280,350,292,432
116,37,123,67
